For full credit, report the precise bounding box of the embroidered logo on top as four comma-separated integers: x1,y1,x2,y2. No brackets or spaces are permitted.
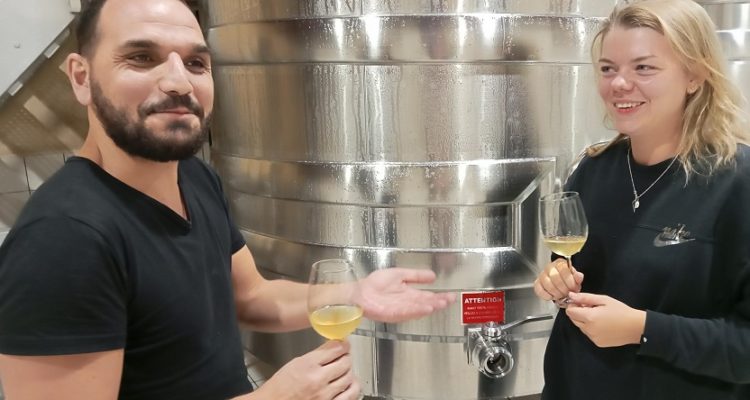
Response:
653,224,695,247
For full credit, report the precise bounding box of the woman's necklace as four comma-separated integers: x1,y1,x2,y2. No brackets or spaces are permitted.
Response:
626,146,678,212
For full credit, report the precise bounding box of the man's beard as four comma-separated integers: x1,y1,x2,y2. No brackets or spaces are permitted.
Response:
90,81,211,162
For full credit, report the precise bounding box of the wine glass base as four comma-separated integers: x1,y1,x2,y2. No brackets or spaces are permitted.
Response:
553,297,573,308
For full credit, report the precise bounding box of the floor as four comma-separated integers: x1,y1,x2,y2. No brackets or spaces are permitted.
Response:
244,351,276,389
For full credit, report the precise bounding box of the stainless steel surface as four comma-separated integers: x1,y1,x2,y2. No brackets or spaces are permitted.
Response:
202,0,749,399
500,314,555,332
698,1,750,114
702,1,750,32
466,316,553,380
469,322,515,379
206,0,613,398
0,0,73,106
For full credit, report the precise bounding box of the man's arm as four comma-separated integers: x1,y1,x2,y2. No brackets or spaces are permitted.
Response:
230,245,455,332
0,350,124,400
230,246,310,332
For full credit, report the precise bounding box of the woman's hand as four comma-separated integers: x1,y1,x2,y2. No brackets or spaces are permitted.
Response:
533,258,584,303
565,292,646,348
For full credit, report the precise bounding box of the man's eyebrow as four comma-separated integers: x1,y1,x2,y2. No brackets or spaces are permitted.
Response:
193,44,211,55
118,40,211,55
119,39,158,50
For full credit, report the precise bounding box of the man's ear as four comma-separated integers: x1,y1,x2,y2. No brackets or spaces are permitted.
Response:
66,53,92,105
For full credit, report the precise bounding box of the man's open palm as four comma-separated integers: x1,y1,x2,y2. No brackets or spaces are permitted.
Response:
355,268,455,323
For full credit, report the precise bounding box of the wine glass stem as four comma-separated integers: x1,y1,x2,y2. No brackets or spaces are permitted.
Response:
554,256,574,308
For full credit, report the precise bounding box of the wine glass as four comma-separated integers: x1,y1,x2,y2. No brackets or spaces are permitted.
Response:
538,191,588,305
308,259,363,340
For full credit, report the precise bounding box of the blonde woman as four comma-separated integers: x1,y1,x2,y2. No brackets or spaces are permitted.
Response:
533,0,750,398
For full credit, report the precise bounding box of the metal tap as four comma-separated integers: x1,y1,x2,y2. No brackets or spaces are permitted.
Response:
466,314,553,379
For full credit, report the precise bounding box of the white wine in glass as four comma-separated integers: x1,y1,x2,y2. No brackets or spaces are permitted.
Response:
308,259,363,340
539,191,588,305
543,235,587,258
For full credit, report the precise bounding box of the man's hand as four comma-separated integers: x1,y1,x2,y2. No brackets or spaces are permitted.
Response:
565,292,646,348
355,268,455,323
252,340,360,400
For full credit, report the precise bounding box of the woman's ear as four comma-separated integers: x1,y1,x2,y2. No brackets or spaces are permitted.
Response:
687,68,707,95
687,80,702,95
687,83,698,95
66,53,92,105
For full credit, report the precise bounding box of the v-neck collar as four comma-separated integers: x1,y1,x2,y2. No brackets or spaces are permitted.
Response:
68,156,193,230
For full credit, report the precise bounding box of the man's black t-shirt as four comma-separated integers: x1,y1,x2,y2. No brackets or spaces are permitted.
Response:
0,156,253,400
542,141,750,400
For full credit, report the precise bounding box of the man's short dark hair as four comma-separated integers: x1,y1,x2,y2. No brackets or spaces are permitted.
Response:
75,0,191,57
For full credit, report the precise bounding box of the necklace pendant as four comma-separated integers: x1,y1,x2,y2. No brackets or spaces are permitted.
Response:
626,146,677,213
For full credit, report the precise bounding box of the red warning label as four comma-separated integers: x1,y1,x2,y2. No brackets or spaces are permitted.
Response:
461,291,505,325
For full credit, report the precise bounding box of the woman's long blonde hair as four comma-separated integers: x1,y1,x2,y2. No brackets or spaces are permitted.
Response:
588,0,749,178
